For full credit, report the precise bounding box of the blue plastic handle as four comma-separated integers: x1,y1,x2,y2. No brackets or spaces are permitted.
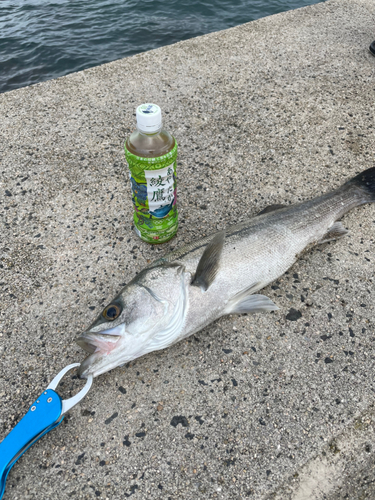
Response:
0,389,63,499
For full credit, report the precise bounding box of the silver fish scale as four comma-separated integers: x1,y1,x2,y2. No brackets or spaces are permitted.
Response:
176,184,366,271
169,183,369,340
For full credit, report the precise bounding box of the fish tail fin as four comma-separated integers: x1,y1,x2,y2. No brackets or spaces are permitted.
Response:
346,167,375,202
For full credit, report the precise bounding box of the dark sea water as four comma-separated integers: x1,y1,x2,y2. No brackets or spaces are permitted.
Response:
0,0,323,94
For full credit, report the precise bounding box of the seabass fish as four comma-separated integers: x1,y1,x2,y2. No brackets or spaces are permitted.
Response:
77,168,375,378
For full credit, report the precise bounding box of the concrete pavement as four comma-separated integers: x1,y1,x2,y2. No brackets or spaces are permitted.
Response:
1,0,375,498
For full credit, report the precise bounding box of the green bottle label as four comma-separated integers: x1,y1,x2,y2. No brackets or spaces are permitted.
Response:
124,141,178,244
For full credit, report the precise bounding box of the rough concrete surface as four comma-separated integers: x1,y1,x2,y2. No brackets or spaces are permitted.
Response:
1,0,375,498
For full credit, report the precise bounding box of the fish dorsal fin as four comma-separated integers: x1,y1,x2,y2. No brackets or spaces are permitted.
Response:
319,221,348,244
191,231,225,291
257,204,287,216
223,283,278,315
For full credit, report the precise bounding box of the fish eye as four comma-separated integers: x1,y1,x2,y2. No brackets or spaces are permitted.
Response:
102,304,121,321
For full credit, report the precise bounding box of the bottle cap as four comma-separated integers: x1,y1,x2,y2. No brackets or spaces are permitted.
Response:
136,103,162,133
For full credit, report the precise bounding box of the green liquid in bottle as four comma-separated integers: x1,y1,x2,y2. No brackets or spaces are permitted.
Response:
124,103,178,244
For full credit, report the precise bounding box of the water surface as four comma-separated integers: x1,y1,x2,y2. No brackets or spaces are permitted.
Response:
0,0,324,93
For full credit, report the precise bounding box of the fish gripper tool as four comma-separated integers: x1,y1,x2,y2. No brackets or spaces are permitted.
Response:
0,363,93,499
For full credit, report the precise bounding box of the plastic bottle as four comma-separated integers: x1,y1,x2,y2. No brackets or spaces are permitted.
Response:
124,103,178,244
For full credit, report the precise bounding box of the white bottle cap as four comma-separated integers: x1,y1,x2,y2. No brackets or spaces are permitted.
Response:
136,103,162,133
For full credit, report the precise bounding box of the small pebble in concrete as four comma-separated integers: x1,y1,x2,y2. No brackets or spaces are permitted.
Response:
286,308,302,321
170,415,189,427
104,412,118,424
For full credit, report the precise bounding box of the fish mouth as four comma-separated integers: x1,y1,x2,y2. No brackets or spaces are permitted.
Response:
78,352,103,379
76,329,122,379
76,332,121,355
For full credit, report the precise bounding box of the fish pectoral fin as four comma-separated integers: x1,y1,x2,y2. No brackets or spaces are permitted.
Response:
191,231,225,291
224,290,279,315
257,204,287,216
319,222,348,244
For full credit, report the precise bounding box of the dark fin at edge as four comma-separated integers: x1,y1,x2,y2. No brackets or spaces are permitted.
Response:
257,204,287,216
347,167,375,200
318,222,348,244
191,231,225,291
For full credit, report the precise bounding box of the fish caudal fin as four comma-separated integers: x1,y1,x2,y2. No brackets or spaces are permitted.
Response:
346,167,375,202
